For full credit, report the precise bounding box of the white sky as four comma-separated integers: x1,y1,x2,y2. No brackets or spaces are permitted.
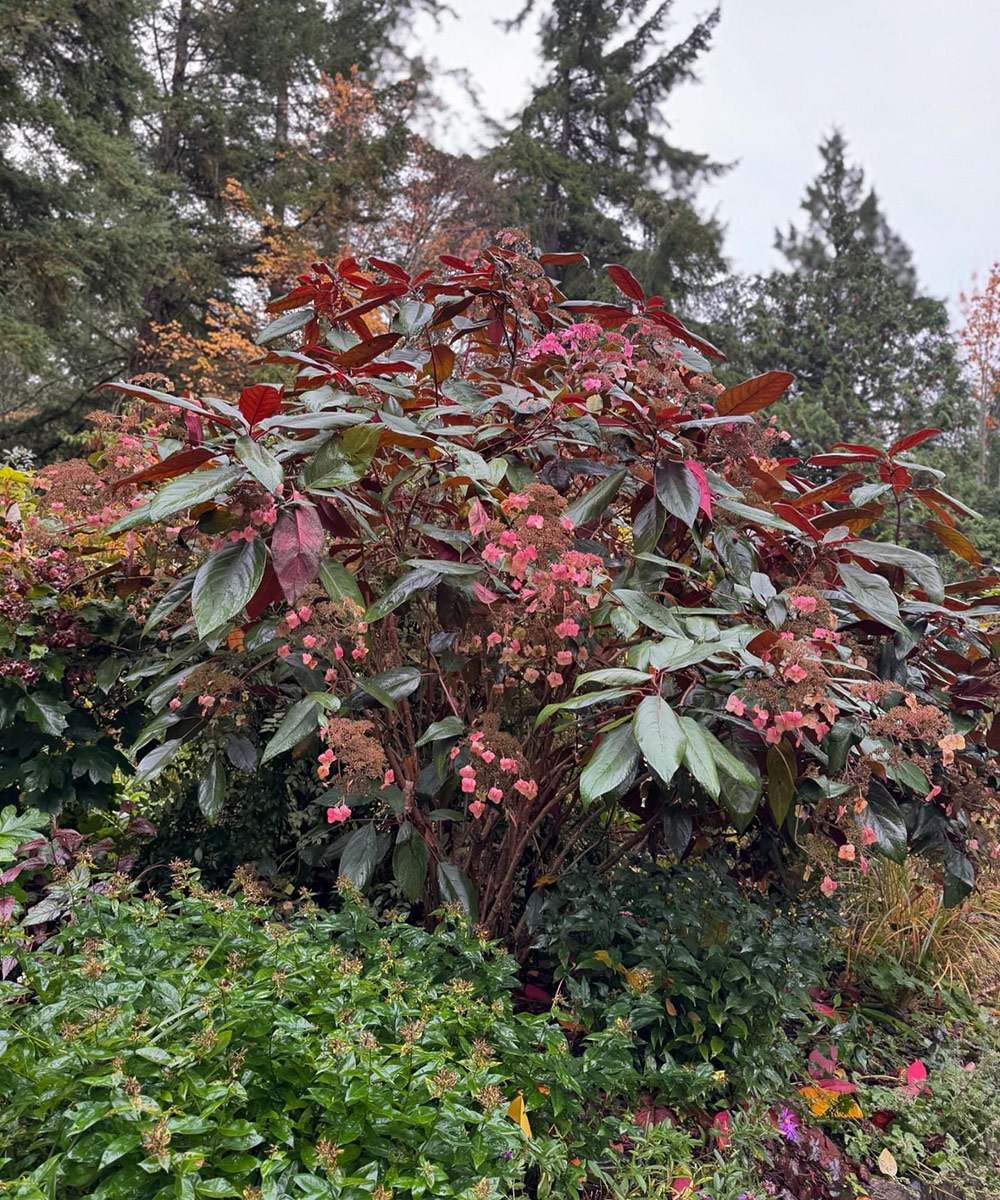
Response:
412,0,1000,307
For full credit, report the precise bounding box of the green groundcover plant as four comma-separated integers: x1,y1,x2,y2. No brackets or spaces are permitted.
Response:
0,867,639,1200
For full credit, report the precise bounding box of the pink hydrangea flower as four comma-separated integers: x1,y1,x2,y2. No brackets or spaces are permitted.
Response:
725,695,745,717
469,799,486,819
514,778,538,800
326,804,351,824
791,595,818,613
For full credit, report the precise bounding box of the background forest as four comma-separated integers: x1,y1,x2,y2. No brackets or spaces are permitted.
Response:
3,4,1000,1200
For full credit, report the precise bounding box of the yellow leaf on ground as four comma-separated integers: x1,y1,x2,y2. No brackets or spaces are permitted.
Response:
878,1148,898,1177
798,1085,863,1119
507,1092,532,1138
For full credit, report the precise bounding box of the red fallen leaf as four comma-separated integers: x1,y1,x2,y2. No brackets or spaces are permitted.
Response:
471,581,500,605
671,1178,693,1196
633,1105,676,1130
712,1110,730,1148
716,370,794,417
901,1058,930,1098
887,427,940,457
870,1108,896,1129
111,447,216,492
604,262,646,302
239,384,284,428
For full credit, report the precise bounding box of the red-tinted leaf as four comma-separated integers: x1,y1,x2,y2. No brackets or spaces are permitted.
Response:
112,448,216,493
831,442,884,455
641,310,727,361
924,520,982,566
604,263,645,302
183,411,204,445
271,504,325,603
887,428,940,457
239,384,284,428
333,332,401,369
439,254,474,271
245,559,283,621
538,251,589,266
711,1111,730,1149
99,381,216,419
790,472,866,508
716,371,794,417
558,300,634,329
808,452,880,467
367,255,410,282
685,460,712,518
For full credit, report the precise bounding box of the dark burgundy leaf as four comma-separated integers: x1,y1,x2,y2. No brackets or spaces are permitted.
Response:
271,504,325,603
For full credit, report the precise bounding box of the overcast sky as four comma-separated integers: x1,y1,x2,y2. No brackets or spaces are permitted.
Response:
412,0,1000,309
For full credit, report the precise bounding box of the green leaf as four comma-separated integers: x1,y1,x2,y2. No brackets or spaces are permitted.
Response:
303,424,381,490
633,696,685,787
941,843,974,908
415,716,465,747
837,563,908,634
0,805,46,863
655,459,700,526
363,567,441,623
575,668,652,690
535,688,635,727
148,465,243,522
260,698,321,764
134,740,182,785
393,821,430,901
317,558,365,609
565,467,627,528
848,540,944,605
862,778,907,864
191,538,267,638
198,754,226,823
611,589,680,634
436,861,478,919
580,721,640,804
142,571,196,636
710,736,756,786
713,498,800,533
18,694,70,737
256,307,312,345
354,666,421,711
339,823,378,889
678,717,720,799
765,740,796,827
720,750,761,833
235,435,283,494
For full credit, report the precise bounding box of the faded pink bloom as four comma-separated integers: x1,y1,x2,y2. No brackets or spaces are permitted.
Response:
382,769,395,788
500,757,518,773
556,650,573,666
523,667,540,684
514,778,538,800
302,634,317,648
488,787,503,803
278,644,291,658
820,876,838,897
838,844,856,862
724,695,745,717
546,671,564,688
526,513,544,529
469,799,486,819
286,611,301,629
461,777,477,794
326,805,351,824
791,595,818,613
297,605,312,622
459,765,476,779
481,750,496,764
168,698,181,711
783,663,808,683
861,825,878,846
486,632,502,648
555,618,580,639
333,645,344,660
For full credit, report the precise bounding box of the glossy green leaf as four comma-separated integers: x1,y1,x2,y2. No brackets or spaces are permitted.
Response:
436,861,478,919
148,465,242,522
363,568,441,623
655,459,700,526
339,823,378,889
838,562,908,634
235,436,283,494
191,538,267,638
580,721,640,804
317,558,365,609
303,424,381,490
393,821,429,901
633,695,685,787
198,754,226,823
678,717,720,799
862,778,907,864
848,540,944,605
565,467,627,528
260,697,321,764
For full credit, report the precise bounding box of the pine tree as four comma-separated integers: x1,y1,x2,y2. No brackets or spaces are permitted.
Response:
721,134,965,455
495,0,726,306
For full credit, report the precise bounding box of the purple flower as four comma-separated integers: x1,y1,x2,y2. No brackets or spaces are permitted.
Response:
777,1106,799,1142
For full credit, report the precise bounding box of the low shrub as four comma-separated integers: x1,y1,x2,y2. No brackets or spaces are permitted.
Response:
0,868,630,1200
525,858,835,1101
